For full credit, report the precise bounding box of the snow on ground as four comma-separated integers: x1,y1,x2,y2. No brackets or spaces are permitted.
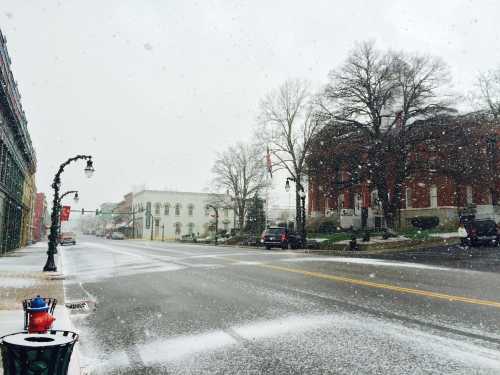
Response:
81,313,500,374
283,257,454,271
0,276,37,288
62,242,186,284
80,313,500,374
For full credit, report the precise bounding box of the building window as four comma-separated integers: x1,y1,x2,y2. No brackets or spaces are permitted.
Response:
145,202,151,229
338,194,344,210
430,186,438,208
164,203,170,216
154,202,161,215
224,208,229,217
466,186,473,205
188,204,194,216
187,223,195,235
175,204,181,216
405,188,412,208
174,222,182,235
223,222,229,231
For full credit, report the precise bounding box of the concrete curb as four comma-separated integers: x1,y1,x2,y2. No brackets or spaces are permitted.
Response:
57,249,82,375
307,238,461,257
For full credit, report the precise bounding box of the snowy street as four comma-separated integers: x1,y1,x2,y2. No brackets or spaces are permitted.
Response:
62,237,500,374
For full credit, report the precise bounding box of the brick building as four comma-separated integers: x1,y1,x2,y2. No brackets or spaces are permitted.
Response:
0,29,37,253
32,192,48,242
308,121,500,229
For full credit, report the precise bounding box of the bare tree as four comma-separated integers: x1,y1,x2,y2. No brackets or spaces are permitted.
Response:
320,41,453,228
475,68,500,119
258,79,323,230
212,142,269,233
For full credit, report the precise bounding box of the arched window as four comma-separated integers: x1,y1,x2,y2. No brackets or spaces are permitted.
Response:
466,186,473,205
174,222,182,235
370,190,379,208
430,185,438,208
164,203,170,216
188,204,194,216
175,203,181,216
154,202,161,215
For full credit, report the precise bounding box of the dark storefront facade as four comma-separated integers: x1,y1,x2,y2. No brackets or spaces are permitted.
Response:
0,29,36,254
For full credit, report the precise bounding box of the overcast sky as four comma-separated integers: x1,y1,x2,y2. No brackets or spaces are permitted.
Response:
1,0,500,212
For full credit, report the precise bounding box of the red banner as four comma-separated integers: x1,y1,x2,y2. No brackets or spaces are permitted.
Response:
60,205,71,222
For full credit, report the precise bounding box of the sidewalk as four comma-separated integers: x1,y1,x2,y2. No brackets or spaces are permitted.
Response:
0,242,80,375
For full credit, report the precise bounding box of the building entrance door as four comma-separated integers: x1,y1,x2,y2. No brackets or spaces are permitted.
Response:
154,219,160,239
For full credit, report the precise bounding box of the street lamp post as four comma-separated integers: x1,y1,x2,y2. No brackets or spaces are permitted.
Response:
206,204,219,245
285,177,307,246
56,190,79,241
149,213,154,241
487,134,497,206
43,156,94,272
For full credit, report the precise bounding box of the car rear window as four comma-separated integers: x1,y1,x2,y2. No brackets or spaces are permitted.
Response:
265,228,284,235
473,221,497,234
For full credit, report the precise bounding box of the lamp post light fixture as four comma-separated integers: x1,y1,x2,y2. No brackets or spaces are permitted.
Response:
43,155,94,272
284,177,307,246
84,159,95,178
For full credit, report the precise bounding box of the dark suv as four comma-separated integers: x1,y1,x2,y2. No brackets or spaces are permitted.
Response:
261,227,303,250
461,219,499,247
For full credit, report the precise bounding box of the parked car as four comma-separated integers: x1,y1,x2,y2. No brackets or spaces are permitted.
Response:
460,219,499,247
111,232,125,240
59,232,76,246
261,227,304,250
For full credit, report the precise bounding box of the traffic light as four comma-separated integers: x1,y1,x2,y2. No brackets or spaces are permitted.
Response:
81,208,84,215
95,209,100,216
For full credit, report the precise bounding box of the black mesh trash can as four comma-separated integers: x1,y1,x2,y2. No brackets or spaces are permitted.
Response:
0,330,78,375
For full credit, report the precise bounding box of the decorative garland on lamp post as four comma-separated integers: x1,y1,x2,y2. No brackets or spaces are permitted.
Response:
43,155,94,272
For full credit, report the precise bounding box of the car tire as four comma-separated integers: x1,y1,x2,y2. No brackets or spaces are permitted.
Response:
265,245,271,250
281,242,288,250
73,241,76,245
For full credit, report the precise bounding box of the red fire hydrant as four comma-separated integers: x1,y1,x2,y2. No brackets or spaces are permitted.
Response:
27,295,56,333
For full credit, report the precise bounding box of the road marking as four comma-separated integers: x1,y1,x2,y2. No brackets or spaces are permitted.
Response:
221,257,500,309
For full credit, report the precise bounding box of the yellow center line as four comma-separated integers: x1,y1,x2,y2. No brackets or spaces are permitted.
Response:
222,256,500,309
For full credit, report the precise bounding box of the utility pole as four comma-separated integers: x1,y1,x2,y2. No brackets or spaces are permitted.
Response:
150,214,154,241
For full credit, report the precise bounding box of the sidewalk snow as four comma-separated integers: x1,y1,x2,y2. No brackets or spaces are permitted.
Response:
0,243,81,375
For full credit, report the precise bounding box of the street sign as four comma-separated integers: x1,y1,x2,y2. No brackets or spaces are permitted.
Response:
60,206,71,221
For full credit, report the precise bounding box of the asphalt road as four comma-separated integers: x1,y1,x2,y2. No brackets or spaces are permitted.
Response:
62,236,500,374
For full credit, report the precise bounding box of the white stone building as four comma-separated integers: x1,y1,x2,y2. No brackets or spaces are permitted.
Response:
131,190,236,240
